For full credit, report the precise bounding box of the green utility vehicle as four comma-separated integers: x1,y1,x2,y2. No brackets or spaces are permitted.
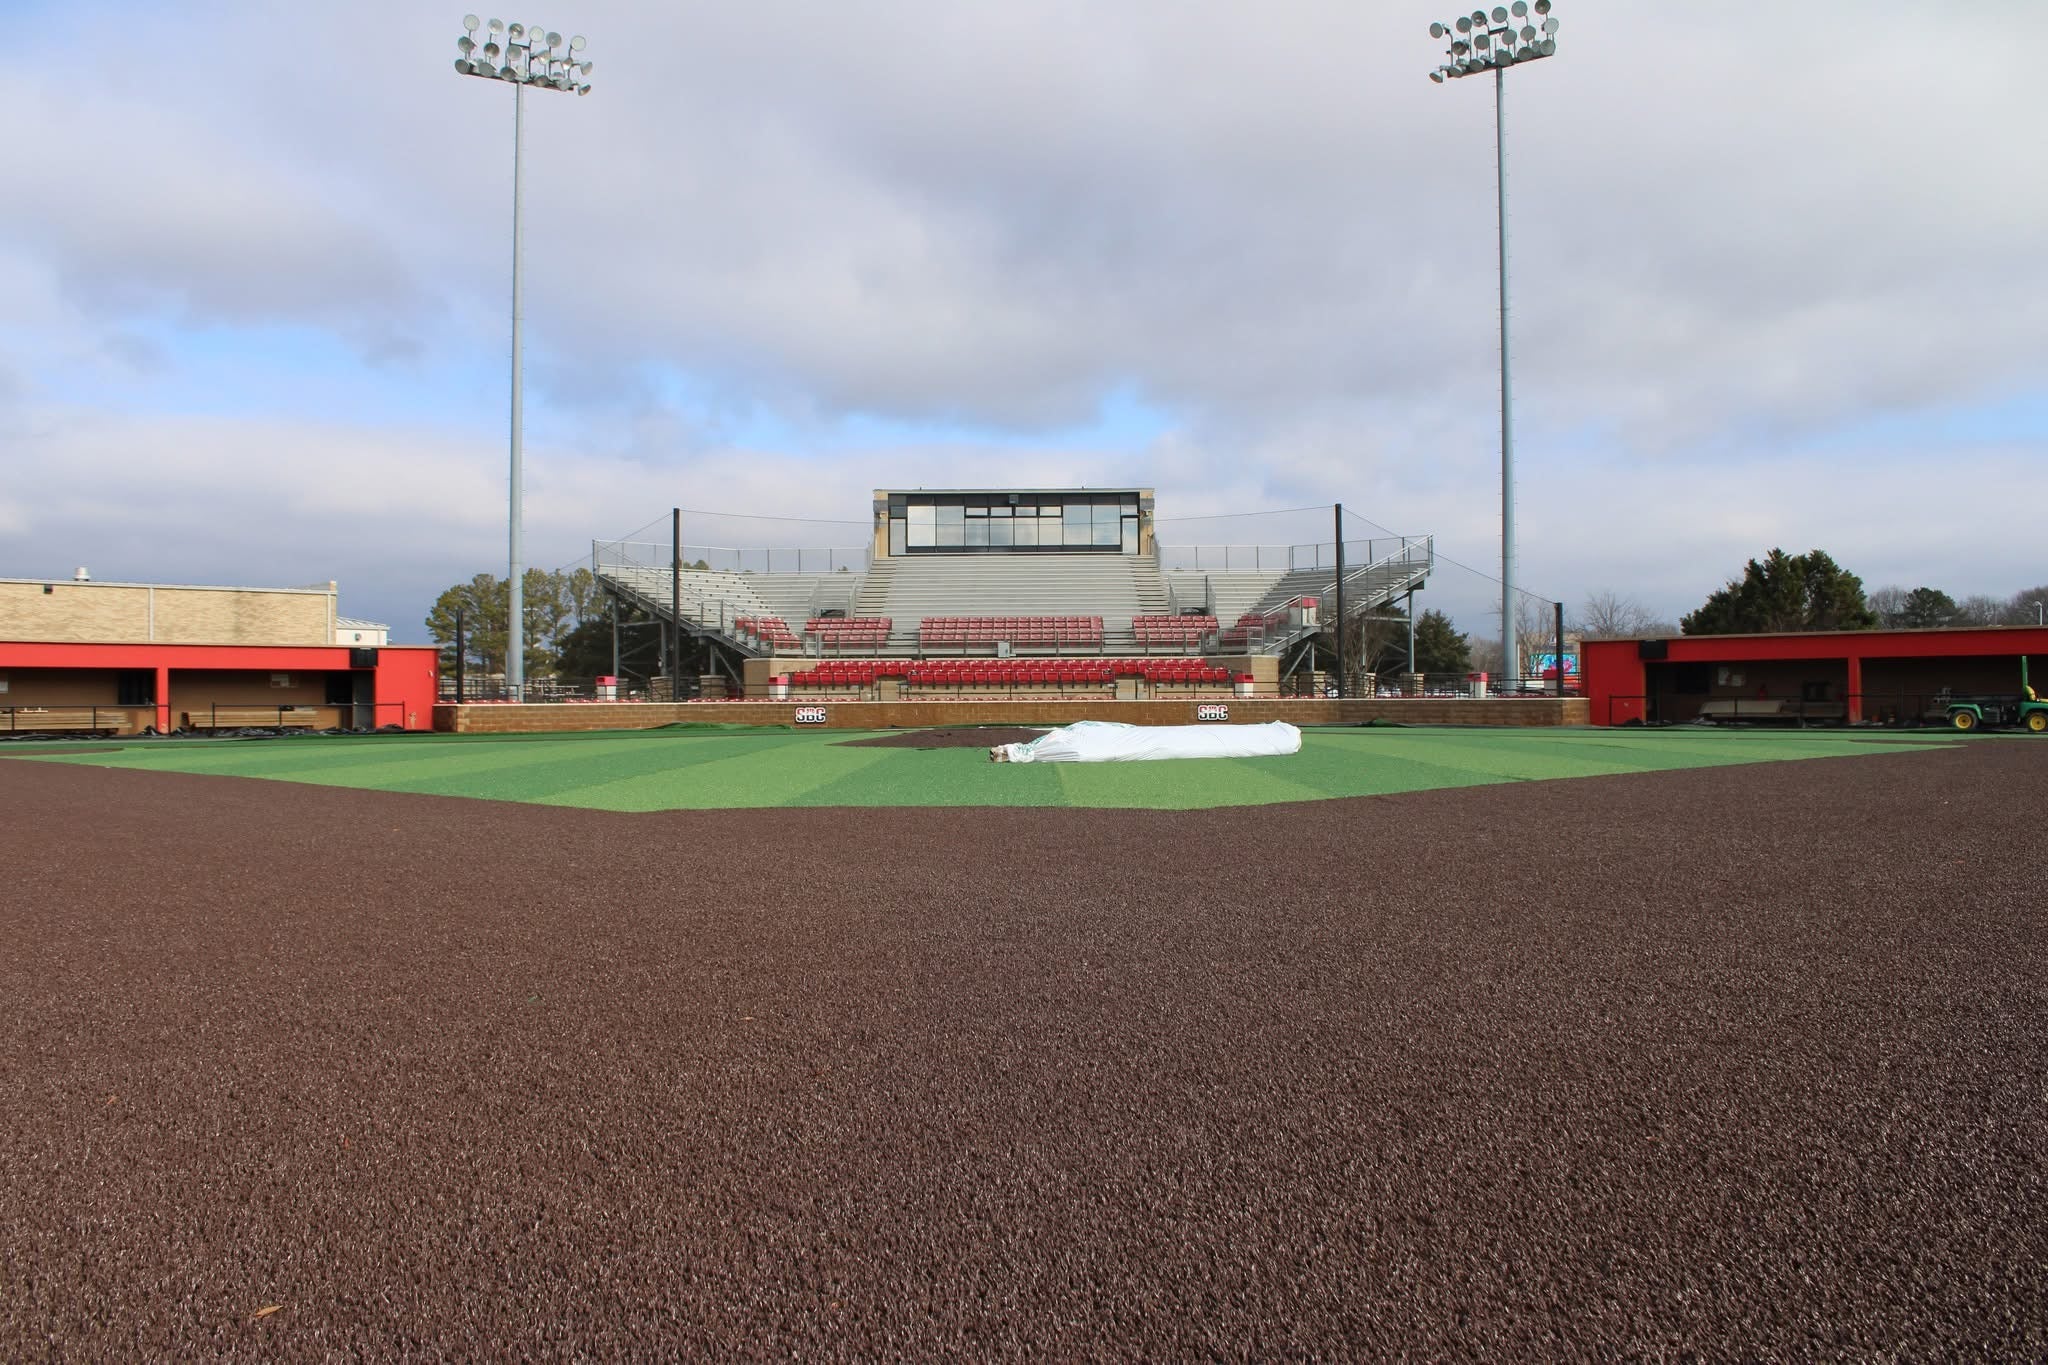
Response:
1944,658,2048,733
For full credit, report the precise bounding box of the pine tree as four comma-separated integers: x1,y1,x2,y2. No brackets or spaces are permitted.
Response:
1681,549,1875,635
1412,609,1472,674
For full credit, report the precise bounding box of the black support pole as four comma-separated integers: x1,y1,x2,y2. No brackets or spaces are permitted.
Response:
670,507,683,693
1333,503,1345,699
454,607,466,703
1554,600,1565,698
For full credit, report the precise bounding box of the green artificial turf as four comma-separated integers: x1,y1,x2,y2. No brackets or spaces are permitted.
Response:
11,724,1969,812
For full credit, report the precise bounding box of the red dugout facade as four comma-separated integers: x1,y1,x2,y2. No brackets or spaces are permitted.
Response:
0,641,440,735
1583,627,2048,727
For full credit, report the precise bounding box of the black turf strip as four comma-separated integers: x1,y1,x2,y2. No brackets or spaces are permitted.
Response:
3,742,2044,1358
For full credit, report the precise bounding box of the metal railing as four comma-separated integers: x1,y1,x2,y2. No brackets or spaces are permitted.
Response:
1211,596,1323,653
1156,535,1432,573
593,539,871,576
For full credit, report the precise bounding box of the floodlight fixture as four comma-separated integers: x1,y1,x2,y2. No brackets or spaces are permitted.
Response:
453,18,595,700
1426,3,1562,684
1427,0,1558,81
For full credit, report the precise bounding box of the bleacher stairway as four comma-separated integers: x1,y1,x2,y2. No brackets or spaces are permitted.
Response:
1166,539,1434,653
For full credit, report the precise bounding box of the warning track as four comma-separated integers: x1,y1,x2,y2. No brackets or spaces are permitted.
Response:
2,741,2043,1356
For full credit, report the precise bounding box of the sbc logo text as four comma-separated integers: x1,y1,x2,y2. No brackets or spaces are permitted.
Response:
793,707,828,725
1195,704,1230,722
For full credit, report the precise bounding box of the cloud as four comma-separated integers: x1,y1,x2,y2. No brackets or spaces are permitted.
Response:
0,0,2041,643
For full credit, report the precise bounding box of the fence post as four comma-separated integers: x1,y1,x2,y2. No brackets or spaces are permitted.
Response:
1553,601,1564,698
670,508,682,689
1333,504,1346,700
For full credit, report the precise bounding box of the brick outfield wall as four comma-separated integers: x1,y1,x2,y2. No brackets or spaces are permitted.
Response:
435,697,1591,734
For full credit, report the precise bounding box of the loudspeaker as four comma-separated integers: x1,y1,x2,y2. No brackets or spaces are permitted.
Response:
350,648,380,669
1637,639,1669,660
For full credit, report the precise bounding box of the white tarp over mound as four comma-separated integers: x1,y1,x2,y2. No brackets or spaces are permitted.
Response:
991,720,1302,764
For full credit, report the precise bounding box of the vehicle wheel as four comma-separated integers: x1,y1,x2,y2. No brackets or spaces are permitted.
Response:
1950,709,1977,732
2026,711,2048,734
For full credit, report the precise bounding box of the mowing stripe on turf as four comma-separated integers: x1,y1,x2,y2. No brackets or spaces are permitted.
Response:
13,727,1970,811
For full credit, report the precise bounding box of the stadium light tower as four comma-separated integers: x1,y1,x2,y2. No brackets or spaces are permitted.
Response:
1429,2,1559,684
454,15,592,700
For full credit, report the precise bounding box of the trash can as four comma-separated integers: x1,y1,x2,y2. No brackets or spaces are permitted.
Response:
1235,673,1255,698
595,675,618,701
770,674,790,701
1467,672,1488,699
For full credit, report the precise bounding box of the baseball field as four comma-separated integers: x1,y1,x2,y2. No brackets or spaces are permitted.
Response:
3,724,2042,1356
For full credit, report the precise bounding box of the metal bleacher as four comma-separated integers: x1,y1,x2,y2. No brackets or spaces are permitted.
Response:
600,564,780,644
595,530,1432,661
1168,537,1435,653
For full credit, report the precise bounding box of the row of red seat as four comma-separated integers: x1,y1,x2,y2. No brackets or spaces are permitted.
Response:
805,616,892,635
734,614,802,647
786,658,1236,688
1132,615,1217,646
907,662,1112,684
789,660,914,684
1216,609,1278,649
1131,615,1217,629
1135,661,1232,682
919,616,1105,647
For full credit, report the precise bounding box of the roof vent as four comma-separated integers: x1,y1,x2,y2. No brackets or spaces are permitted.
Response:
73,566,91,582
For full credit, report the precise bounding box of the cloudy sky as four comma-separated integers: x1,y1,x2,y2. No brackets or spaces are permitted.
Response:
3,0,2041,642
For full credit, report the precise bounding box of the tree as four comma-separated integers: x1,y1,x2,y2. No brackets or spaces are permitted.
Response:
1869,584,1960,629
425,574,508,679
562,567,604,622
1955,594,2006,627
1320,604,1410,683
1510,595,1590,676
1895,587,1959,629
2006,586,2048,626
555,599,658,681
1573,590,1665,639
1412,609,1472,674
1865,585,1908,628
520,567,574,676
1680,548,1875,635
424,567,615,681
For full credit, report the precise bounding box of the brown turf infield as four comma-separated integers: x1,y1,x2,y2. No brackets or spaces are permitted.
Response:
2,740,2044,1358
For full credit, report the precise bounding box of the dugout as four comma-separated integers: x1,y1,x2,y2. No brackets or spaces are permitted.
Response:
1583,626,2048,727
0,575,438,735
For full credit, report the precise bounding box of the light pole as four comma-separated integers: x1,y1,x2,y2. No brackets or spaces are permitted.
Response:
455,15,592,700
1429,2,1559,683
